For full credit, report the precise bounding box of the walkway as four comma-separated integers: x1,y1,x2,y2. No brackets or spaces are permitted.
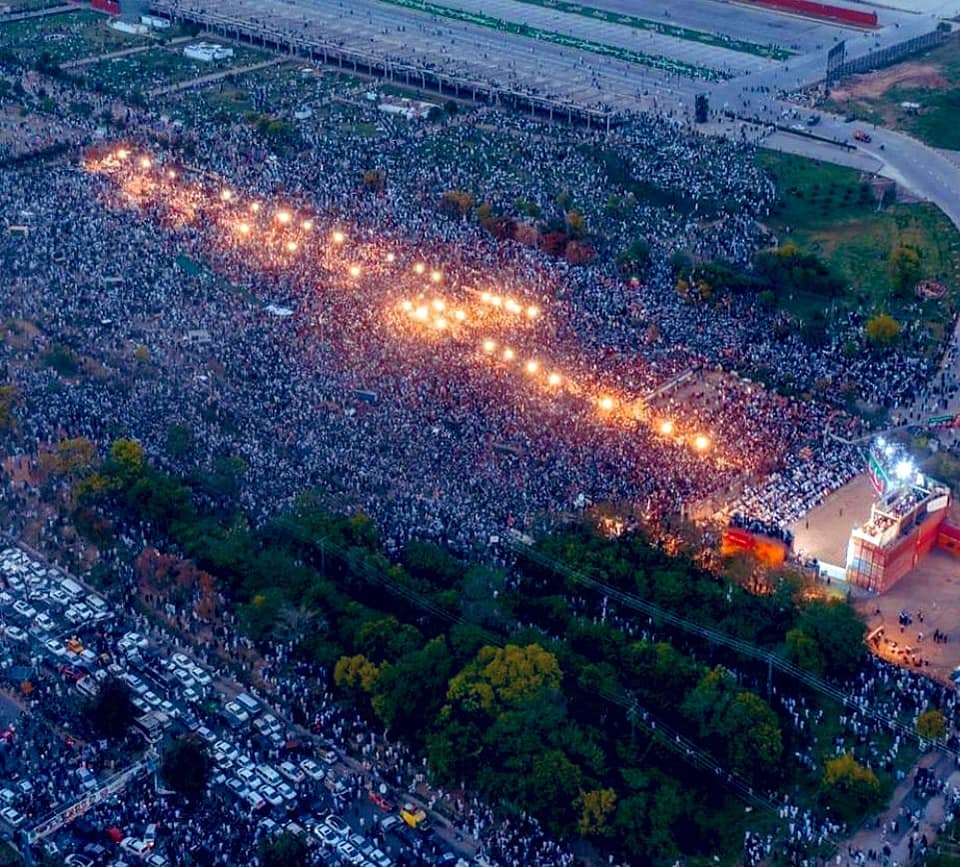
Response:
62,36,193,70
146,55,288,97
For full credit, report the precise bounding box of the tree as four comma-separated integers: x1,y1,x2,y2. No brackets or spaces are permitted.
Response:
259,832,308,867
785,627,824,675
43,437,98,479
44,343,79,377
372,636,453,737
361,169,386,193
917,708,947,742
0,384,21,430
798,600,864,678
822,753,882,819
108,438,145,481
439,190,474,219
617,239,650,276
162,736,211,799
89,677,134,739
527,749,582,833
889,244,921,296
865,313,901,347
273,603,325,647
356,616,422,663
577,788,617,837
165,423,193,459
446,644,562,715
334,654,380,694
565,209,587,238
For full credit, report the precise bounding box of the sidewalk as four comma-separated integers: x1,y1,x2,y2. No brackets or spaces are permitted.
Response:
844,750,955,865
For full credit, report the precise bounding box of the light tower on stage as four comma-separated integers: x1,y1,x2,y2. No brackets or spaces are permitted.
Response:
845,438,951,593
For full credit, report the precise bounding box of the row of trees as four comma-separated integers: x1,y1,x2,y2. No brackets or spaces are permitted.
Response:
67,443,897,859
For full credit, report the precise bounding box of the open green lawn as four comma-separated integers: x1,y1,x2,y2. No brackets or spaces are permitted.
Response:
0,9,151,65
82,43,268,97
758,150,960,345
824,33,960,150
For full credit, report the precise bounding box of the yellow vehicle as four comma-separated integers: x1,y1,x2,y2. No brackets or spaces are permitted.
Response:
66,637,84,655
400,803,429,831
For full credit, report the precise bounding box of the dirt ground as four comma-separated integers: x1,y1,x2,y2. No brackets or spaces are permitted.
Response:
854,550,960,685
789,472,874,568
830,62,947,101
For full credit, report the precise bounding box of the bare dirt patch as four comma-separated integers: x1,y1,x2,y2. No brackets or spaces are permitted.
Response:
831,62,947,101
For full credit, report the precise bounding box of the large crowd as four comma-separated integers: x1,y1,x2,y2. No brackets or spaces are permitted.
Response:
0,55,931,555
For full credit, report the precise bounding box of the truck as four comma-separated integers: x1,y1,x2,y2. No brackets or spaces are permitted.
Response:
853,129,872,143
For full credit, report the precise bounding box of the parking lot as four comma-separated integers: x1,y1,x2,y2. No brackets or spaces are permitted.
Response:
0,546,473,867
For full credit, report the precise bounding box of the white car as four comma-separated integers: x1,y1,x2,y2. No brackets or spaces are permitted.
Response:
48,588,71,607
336,841,364,866
44,638,66,657
32,613,55,632
12,600,36,620
275,781,296,802
171,652,192,668
121,837,151,856
315,823,340,847
188,664,212,686
299,758,324,781
259,785,284,808
0,806,24,827
3,625,28,643
279,761,305,784
244,789,266,810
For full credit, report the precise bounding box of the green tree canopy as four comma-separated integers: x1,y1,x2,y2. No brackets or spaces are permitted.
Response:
258,832,308,867
162,736,211,799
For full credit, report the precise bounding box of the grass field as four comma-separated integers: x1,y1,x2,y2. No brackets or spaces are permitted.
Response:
758,150,960,345
823,33,960,150
82,43,268,98
0,9,150,65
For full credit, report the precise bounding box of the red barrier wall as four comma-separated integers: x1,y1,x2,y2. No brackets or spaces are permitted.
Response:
740,0,878,27
91,0,121,14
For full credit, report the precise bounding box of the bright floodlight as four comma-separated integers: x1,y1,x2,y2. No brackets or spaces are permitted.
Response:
276,210,292,225
302,219,314,231
884,446,894,458
167,169,177,180
877,437,886,448
505,299,521,314
430,270,442,284
432,299,446,312
435,318,448,331
480,291,491,303
386,252,395,263
332,230,345,245
503,348,515,361
286,240,298,253
414,263,426,275
490,295,503,308
139,157,152,169
414,306,429,320
526,360,539,375
547,372,561,386
598,397,615,412
349,265,361,278
660,420,674,436
694,435,710,452
895,460,913,481
527,305,540,319
238,222,251,235
220,189,233,202
482,339,496,353
116,148,129,160
401,300,414,312
250,202,261,213
454,309,466,322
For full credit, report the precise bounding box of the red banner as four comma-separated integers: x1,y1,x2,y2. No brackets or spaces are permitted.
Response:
738,0,878,28
91,0,121,14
